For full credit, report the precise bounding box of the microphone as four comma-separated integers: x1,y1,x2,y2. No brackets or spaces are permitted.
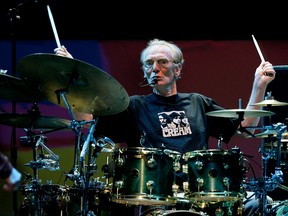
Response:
150,78,158,86
139,78,158,87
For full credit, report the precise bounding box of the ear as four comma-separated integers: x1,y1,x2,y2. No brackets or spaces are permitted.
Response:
174,64,182,79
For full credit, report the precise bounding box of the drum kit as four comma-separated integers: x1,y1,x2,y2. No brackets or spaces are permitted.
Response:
1,54,288,216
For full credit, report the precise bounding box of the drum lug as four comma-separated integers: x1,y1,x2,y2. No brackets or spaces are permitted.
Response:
182,164,188,174
223,177,231,187
146,180,155,194
195,160,204,170
116,157,124,167
172,184,179,195
173,160,181,172
197,178,204,188
114,180,124,189
183,181,189,193
146,156,157,169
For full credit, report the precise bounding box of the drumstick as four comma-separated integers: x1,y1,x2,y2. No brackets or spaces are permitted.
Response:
252,35,273,77
47,5,61,48
252,35,265,62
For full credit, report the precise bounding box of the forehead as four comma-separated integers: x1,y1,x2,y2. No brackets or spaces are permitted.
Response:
144,45,173,59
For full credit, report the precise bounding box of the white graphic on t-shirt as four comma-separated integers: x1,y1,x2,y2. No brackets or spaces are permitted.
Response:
158,111,192,137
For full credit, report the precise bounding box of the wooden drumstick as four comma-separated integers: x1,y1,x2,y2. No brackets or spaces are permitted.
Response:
47,5,61,48
252,35,265,62
252,35,274,77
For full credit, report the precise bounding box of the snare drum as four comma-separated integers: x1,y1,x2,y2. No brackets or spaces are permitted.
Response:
183,148,246,202
111,147,180,206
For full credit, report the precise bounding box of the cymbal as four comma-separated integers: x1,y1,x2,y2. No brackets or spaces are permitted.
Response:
206,109,275,118
0,74,44,102
251,130,277,138
0,113,70,129
252,99,288,106
247,130,288,138
16,53,130,116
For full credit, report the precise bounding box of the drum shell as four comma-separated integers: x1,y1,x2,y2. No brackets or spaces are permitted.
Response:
183,149,246,201
111,147,177,205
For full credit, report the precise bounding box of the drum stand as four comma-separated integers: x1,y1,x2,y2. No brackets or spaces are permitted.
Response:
245,123,286,216
19,104,62,216
57,90,114,216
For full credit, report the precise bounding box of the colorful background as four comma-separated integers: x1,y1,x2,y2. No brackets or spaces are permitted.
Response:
1,39,288,215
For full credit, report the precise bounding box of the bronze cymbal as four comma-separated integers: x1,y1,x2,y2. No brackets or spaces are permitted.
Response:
251,130,277,138
0,113,70,129
206,109,275,118
16,53,130,116
247,130,288,138
252,99,288,106
0,74,44,102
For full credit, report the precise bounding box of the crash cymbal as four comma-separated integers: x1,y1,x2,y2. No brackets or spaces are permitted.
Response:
206,109,275,118
0,74,44,102
0,113,70,129
252,99,288,106
16,53,129,116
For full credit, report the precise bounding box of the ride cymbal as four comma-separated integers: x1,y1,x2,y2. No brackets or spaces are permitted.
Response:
16,53,130,116
0,113,70,129
0,74,44,102
252,99,288,107
206,109,275,118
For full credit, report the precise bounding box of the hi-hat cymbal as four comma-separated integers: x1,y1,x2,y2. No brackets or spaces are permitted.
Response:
0,74,44,102
0,113,70,129
252,99,288,106
16,53,130,116
206,109,275,118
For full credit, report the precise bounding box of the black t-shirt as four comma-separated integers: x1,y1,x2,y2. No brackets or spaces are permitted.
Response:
94,92,239,154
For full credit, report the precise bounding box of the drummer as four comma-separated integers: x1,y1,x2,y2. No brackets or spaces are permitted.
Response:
54,39,276,215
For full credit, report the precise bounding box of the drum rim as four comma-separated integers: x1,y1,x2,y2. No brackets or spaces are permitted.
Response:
111,194,177,206
183,149,231,159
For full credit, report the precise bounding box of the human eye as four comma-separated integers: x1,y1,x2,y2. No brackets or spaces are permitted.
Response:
144,59,154,67
158,58,170,67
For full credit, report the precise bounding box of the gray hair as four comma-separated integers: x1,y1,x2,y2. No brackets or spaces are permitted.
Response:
140,39,185,65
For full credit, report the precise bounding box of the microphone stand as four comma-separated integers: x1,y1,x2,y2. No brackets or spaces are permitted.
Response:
7,4,19,215
6,1,40,214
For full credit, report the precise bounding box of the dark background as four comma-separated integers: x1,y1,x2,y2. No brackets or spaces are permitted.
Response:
1,0,288,41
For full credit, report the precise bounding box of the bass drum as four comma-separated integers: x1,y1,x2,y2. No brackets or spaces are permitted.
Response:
111,147,181,206
183,148,247,202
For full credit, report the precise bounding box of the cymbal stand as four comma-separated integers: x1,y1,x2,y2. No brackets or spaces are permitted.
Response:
80,121,97,216
57,90,90,182
22,103,42,216
57,90,98,215
22,130,61,216
248,123,286,216
270,123,286,185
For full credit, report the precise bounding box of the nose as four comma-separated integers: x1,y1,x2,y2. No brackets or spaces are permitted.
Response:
151,60,161,71
152,64,160,72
